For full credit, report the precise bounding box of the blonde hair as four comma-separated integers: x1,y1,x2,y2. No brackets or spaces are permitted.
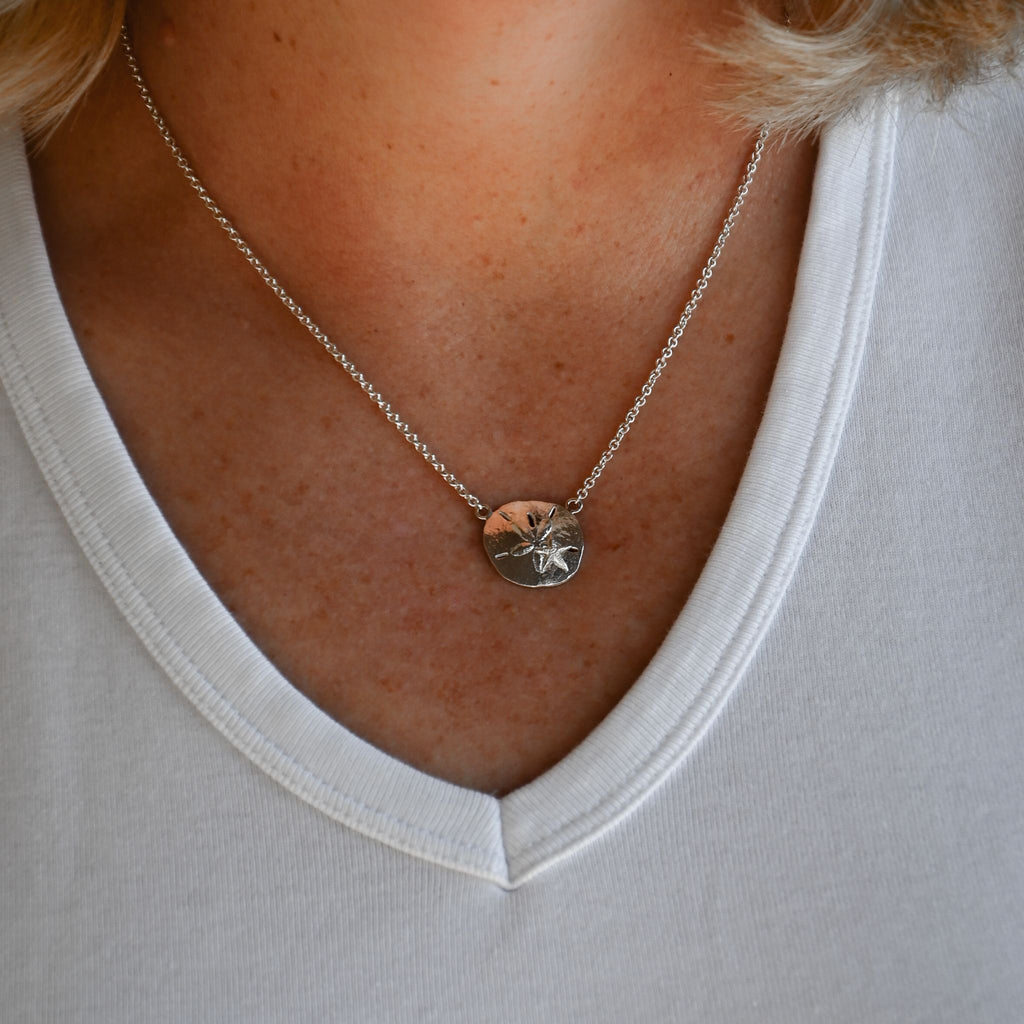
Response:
1,0,1021,140
717,0,1024,133
0,0,126,139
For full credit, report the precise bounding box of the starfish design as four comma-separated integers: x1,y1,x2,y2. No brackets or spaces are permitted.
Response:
494,505,580,577
534,537,578,575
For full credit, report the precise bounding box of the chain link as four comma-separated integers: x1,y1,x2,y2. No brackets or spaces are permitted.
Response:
122,27,767,522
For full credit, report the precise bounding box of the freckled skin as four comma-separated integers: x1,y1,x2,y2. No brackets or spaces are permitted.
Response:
31,0,812,795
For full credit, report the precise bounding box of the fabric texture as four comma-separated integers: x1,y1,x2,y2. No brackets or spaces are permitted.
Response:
2,77,1023,1022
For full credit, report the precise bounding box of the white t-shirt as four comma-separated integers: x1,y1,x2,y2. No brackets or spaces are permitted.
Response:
2,77,1023,1023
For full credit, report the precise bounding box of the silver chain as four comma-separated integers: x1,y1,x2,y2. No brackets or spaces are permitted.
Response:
121,26,768,522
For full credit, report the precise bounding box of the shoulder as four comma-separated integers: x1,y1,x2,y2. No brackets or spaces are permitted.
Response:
892,69,1024,184
881,72,1024,277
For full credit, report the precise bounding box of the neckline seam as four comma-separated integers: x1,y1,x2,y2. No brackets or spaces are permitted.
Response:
508,255,856,866
506,95,898,876
0,304,507,882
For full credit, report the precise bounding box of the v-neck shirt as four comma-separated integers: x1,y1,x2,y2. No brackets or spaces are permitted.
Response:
3,77,1023,1022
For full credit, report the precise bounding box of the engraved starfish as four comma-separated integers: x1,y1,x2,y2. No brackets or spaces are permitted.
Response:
534,537,578,575
493,505,579,577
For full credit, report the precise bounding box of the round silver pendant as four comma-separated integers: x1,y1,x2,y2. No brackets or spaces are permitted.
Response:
482,501,584,587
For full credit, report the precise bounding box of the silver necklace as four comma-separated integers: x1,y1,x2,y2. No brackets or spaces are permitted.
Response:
121,27,769,588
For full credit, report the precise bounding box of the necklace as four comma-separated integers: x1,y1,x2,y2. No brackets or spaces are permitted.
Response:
121,27,769,589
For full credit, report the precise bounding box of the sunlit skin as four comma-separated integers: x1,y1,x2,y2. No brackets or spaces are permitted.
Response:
30,0,816,794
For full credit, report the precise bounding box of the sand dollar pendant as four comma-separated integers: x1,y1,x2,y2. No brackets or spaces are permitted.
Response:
482,501,584,587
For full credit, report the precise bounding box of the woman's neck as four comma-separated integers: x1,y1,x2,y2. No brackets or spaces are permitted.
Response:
129,0,740,146
117,0,768,339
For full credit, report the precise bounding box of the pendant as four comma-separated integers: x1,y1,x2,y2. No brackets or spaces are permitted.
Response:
482,501,584,587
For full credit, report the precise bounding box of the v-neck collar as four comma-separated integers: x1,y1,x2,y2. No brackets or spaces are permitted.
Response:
0,97,896,888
